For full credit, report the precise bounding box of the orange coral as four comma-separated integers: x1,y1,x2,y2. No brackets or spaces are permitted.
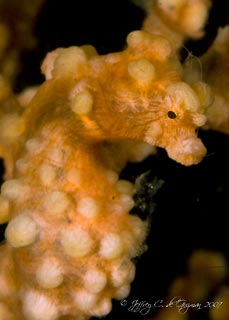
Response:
0,27,210,319
148,250,228,320
0,0,45,82
200,26,229,134
140,0,211,49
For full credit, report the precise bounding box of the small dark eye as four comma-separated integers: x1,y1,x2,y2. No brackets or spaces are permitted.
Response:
167,111,177,119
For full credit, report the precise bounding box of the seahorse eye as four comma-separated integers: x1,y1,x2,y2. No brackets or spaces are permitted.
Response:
167,110,177,119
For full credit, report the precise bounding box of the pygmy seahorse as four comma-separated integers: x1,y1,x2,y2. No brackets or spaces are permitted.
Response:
0,30,208,319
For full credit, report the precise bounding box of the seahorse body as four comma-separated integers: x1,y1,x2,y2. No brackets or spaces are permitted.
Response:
0,30,208,319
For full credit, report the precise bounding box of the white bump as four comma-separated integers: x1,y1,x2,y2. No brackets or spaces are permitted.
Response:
127,30,147,47
90,298,112,317
116,180,135,196
84,268,107,294
127,31,171,60
128,59,156,83
41,49,63,80
127,30,156,48
25,138,42,154
17,86,38,107
72,289,97,311
182,2,208,34
1,179,29,200
99,233,123,260
106,170,119,184
70,89,93,115
44,191,71,216
22,290,59,320
122,231,147,257
80,44,98,58
167,82,200,112
16,158,27,173
127,262,136,283
119,194,135,211
48,148,65,166
114,284,131,299
53,46,87,77
5,214,39,248
0,113,25,141
60,227,93,257
0,195,9,224
130,215,148,242
77,197,99,219
36,258,63,289
107,201,124,215
121,231,137,254
39,164,58,186
110,260,136,287
192,113,207,127
66,168,81,186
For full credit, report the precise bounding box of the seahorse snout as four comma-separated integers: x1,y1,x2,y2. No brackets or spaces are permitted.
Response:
166,137,207,166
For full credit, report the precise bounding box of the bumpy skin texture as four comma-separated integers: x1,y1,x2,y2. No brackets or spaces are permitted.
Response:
0,30,208,319
141,0,211,49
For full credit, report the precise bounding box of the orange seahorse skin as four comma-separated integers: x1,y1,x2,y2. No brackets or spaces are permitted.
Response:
0,30,207,319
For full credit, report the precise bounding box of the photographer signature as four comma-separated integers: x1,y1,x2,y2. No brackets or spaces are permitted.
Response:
120,296,223,315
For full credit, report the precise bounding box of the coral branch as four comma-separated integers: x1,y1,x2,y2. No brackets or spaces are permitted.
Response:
139,0,211,49
200,26,229,134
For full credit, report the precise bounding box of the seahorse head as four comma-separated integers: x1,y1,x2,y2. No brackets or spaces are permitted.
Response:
144,81,209,165
94,31,209,165
39,30,210,166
